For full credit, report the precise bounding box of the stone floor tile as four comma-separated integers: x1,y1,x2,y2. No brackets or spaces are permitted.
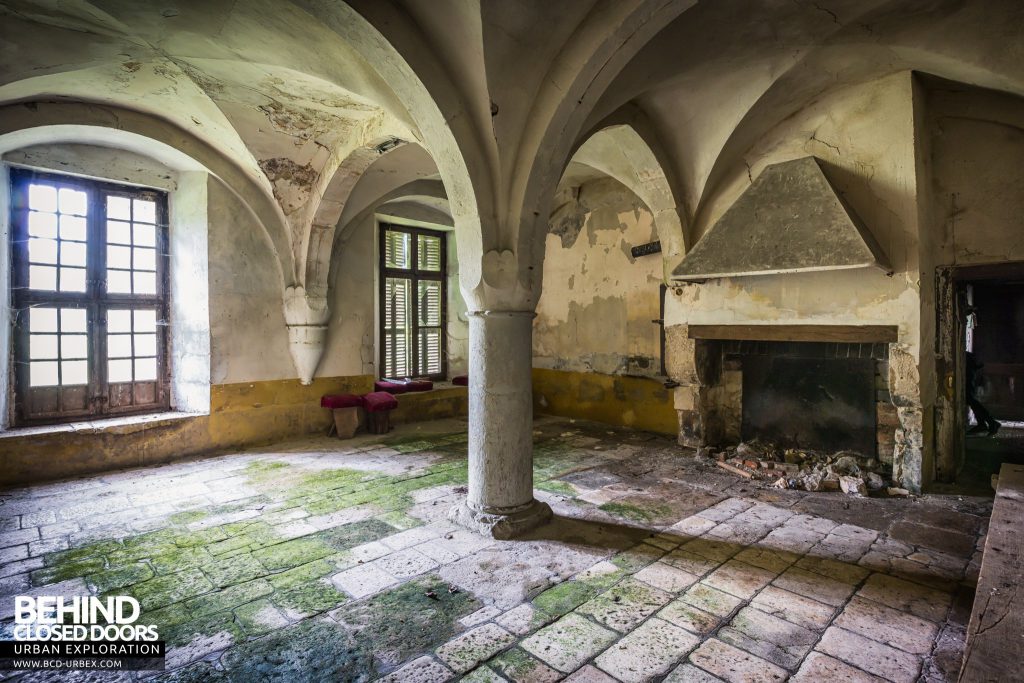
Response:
795,555,871,585
576,577,672,632
458,665,506,682
704,522,770,546
830,524,879,543
773,566,857,607
435,623,515,673
38,521,80,539
459,605,503,628
0,573,30,599
702,560,776,600
165,631,235,670
574,560,621,583
345,540,391,564
0,528,40,549
732,547,798,574
417,529,494,562
595,617,699,683
633,561,699,593
790,652,885,682
330,563,398,598
375,655,453,683
658,597,722,635
888,521,975,557
759,526,825,554
564,664,619,682
496,603,543,635
733,503,794,528
664,663,726,682
382,525,442,550
488,646,562,682
374,548,439,579
856,573,952,622
697,498,755,522
810,533,874,563
663,549,722,577
679,537,738,564
0,556,44,580
834,596,939,655
717,606,817,670
817,626,922,683
678,583,742,618
785,513,840,535
0,546,28,565
646,533,684,551
749,585,835,630
688,638,787,683
20,510,57,527
669,515,717,538
520,613,619,673
28,538,68,556
612,543,666,572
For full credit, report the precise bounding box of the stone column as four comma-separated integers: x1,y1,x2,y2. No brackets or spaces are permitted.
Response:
450,310,552,539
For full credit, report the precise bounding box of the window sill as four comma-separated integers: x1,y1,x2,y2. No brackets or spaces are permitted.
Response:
0,411,203,439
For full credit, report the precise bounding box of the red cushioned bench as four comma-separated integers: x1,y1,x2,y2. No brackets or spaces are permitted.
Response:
374,379,433,394
321,394,363,438
452,375,468,386
362,391,399,434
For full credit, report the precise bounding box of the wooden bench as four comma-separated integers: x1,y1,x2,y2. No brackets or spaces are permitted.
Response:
960,463,1024,682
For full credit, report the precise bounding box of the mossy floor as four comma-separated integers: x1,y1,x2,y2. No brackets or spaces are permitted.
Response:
0,417,990,682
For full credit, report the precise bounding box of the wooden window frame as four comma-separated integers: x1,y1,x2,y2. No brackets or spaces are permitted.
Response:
378,223,448,380
9,167,171,426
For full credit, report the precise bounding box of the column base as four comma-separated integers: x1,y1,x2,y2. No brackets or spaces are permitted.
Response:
449,499,553,540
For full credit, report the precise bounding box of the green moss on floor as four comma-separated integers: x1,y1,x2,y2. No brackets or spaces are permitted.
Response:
535,479,577,496
598,500,674,524
487,647,552,681
532,580,602,618
332,575,480,674
219,618,371,683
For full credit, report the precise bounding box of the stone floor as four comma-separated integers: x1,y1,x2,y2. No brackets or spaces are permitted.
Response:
0,417,992,682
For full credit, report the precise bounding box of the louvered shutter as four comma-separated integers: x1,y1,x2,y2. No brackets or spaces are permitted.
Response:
380,225,447,379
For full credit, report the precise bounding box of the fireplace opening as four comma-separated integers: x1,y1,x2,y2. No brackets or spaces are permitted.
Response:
737,342,881,455
698,337,895,462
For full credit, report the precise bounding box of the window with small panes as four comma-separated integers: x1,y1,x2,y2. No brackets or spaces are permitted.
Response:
9,168,170,425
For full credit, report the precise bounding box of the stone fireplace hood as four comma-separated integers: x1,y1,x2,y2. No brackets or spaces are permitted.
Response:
672,157,891,281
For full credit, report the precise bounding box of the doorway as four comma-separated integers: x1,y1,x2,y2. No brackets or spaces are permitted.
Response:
935,263,1024,494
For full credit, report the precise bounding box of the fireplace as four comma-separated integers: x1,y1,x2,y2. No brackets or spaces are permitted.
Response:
686,326,899,461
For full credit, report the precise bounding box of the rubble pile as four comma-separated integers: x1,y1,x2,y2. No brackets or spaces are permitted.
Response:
703,440,908,496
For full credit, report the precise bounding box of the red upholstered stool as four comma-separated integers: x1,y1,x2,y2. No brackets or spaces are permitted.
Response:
321,394,363,438
452,375,468,386
362,391,399,434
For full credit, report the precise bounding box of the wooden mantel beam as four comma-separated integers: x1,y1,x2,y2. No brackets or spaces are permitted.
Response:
686,324,899,343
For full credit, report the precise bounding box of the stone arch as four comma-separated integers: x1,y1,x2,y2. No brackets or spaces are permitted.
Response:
304,138,410,300
295,0,491,301
505,0,698,304
0,101,293,287
566,123,687,278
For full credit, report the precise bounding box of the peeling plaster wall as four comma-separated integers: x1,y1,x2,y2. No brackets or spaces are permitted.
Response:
535,178,663,376
532,177,671,432
664,72,926,490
